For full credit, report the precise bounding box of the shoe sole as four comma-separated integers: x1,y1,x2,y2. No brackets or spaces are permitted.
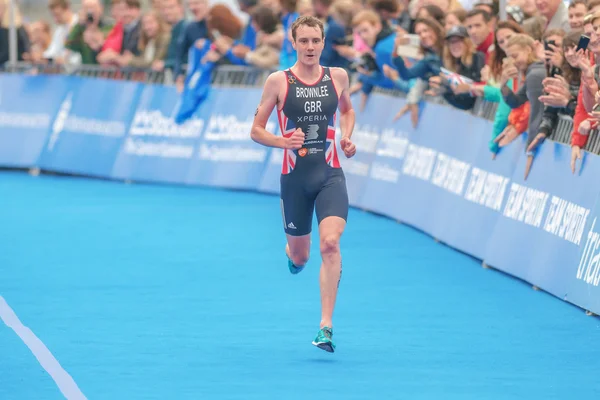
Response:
312,341,334,353
289,265,304,274
288,258,304,274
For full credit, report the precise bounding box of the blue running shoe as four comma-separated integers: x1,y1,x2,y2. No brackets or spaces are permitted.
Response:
288,257,305,274
312,326,335,353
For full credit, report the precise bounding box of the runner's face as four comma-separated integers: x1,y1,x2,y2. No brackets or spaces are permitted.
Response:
293,25,324,66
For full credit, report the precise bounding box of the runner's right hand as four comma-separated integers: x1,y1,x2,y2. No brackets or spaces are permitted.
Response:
286,128,305,149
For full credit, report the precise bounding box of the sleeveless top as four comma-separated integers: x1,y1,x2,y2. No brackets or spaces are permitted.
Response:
277,67,340,175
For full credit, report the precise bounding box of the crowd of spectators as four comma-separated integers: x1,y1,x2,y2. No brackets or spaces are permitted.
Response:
1,0,600,174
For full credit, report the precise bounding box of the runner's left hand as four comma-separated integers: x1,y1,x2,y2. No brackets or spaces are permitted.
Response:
340,137,356,158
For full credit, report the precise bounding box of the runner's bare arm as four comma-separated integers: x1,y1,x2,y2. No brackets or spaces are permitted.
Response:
333,68,355,141
251,72,287,148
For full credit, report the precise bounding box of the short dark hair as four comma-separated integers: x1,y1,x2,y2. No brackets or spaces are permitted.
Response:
122,0,141,9
466,8,492,22
569,0,587,10
291,16,325,41
252,6,279,35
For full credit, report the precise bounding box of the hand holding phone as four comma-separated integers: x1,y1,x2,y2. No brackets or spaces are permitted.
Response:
577,35,590,52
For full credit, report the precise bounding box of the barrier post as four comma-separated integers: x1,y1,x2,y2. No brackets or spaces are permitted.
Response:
8,0,18,66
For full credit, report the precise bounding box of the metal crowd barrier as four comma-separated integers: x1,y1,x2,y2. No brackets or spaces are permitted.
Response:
3,61,599,155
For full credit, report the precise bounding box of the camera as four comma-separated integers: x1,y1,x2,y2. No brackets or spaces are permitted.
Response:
353,53,378,73
86,12,94,24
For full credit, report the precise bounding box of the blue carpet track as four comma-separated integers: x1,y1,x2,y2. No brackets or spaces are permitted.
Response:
1,171,599,400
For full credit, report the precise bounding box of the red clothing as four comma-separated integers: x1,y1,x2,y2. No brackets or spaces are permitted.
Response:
101,21,124,53
570,54,597,148
507,78,530,134
477,32,495,65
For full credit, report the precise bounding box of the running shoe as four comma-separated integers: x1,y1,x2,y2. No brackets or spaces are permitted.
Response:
312,326,335,353
287,256,305,274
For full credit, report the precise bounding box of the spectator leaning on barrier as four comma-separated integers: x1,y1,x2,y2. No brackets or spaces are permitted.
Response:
158,0,186,73
278,0,299,69
216,0,259,66
352,9,410,110
390,17,443,82
569,11,600,173
469,20,525,156
428,24,485,111
242,5,283,68
205,3,243,65
315,0,350,70
96,0,143,66
45,0,80,65
117,0,142,54
568,0,588,30
23,20,52,63
499,33,546,175
542,28,566,78
174,0,209,92
119,9,171,69
535,29,582,149
65,0,113,65
464,8,494,64
385,17,444,125
0,0,30,66
175,4,243,121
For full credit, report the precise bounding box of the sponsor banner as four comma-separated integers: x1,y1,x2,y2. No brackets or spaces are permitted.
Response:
568,191,600,313
255,110,285,195
421,113,522,259
110,84,209,184
484,140,600,298
337,94,388,208
39,77,143,177
5,75,600,316
185,88,270,190
444,125,524,259
0,74,70,167
355,95,411,220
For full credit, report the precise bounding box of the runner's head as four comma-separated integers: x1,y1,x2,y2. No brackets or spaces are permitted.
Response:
291,15,325,65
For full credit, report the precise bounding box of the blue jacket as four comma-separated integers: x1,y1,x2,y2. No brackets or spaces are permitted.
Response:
392,50,442,81
279,12,298,69
320,16,350,70
224,22,257,66
175,40,215,124
360,30,413,94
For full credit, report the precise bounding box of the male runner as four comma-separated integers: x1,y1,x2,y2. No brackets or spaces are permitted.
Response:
250,15,356,353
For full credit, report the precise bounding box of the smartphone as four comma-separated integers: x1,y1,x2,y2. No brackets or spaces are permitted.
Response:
577,35,590,51
211,29,222,40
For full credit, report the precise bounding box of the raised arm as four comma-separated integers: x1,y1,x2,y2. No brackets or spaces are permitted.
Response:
251,72,302,150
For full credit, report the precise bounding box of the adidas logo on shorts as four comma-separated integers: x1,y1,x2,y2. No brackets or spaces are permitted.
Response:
288,222,297,229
